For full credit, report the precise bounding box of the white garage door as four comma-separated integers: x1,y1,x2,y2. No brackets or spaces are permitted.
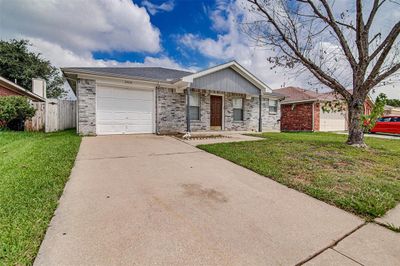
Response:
96,86,154,135
320,108,347,131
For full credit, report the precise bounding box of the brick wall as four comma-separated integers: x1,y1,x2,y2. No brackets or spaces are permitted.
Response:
0,84,19,97
364,99,373,115
281,102,315,131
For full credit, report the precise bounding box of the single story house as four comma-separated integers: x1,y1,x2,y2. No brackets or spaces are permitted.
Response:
274,87,373,132
0,76,45,102
62,61,283,135
0,76,47,131
384,105,400,116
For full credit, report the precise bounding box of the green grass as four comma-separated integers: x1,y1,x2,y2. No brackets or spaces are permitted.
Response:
0,130,81,265
198,132,400,219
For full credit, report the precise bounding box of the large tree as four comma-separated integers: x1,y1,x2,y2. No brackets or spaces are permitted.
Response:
0,39,64,98
244,0,399,146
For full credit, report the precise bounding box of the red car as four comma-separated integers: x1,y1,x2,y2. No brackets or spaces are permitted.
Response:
370,116,400,134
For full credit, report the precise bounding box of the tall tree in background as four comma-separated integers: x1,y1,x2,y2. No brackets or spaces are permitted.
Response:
244,0,399,146
0,39,64,98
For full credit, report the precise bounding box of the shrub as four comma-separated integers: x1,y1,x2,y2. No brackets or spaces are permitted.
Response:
0,96,36,130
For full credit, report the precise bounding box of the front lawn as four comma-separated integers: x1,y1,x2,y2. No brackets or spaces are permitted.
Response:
198,133,400,219
0,130,81,265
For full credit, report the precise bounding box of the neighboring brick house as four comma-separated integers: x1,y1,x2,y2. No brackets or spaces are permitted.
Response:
0,76,45,101
274,87,373,132
63,61,284,135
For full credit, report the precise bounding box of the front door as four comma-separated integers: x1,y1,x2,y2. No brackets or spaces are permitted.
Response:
210,95,222,129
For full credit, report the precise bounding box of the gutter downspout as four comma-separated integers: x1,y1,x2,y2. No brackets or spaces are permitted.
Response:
186,86,191,133
259,94,262,132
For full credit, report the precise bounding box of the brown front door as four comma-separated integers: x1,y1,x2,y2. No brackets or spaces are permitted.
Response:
210,95,222,127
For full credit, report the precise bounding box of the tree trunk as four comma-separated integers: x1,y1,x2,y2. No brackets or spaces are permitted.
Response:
346,100,366,147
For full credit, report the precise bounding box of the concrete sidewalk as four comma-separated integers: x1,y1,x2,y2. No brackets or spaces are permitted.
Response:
34,135,397,265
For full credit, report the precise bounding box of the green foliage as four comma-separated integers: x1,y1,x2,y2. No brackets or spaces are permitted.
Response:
0,39,64,98
0,96,36,128
199,132,400,218
362,93,387,132
386,98,400,107
0,130,81,265
321,100,346,113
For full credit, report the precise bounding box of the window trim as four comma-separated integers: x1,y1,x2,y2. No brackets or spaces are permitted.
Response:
233,97,244,122
189,92,201,121
269,99,278,114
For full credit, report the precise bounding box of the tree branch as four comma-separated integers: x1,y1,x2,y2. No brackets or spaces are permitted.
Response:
302,0,358,71
368,63,400,88
369,21,400,61
365,0,386,31
249,0,351,100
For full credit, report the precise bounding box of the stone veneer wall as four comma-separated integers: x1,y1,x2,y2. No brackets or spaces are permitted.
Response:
224,93,259,131
77,79,96,135
156,87,186,134
262,97,281,132
156,87,261,133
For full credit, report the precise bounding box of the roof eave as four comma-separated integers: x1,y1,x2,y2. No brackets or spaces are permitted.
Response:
0,77,45,102
61,68,177,85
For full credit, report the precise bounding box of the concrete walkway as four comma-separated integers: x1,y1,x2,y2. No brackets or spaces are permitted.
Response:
179,132,264,146
35,135,398,265
335,132,400,140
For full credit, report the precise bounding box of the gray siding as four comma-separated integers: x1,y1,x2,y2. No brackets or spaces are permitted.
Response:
192,67,260,95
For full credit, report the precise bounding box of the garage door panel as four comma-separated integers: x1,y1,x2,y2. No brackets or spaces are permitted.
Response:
320,108,347,131
97,98,153,112
99,87,153,101
126,124,153,133
125,112,152,120
96,86,154,135
97,124,127,134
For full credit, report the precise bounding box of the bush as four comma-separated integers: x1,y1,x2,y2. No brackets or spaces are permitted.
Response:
0,96,36,130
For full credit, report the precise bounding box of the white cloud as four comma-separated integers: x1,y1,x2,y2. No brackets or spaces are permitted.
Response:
178,0,400,99
178,0,296,89
0,0,188,71
0,0,161,54
141,0,175,15
28,37,185,70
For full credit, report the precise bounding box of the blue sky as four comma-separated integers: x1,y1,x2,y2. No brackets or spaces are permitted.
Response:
93,0,220,69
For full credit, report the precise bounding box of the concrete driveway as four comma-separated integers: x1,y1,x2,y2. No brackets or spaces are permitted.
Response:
35,135,364,265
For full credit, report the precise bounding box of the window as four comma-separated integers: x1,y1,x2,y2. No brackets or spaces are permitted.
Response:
378,117,391,122
269,100,278,113
189,93,200,120
233,98,243,121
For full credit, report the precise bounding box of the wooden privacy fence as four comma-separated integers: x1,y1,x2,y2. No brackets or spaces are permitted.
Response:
25,99,76,132
45,99,76,132
25,102,45,131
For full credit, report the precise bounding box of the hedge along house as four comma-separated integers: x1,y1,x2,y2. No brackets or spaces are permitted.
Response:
62,61,283,136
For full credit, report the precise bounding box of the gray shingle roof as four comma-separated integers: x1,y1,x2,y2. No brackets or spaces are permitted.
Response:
62,67,193,82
